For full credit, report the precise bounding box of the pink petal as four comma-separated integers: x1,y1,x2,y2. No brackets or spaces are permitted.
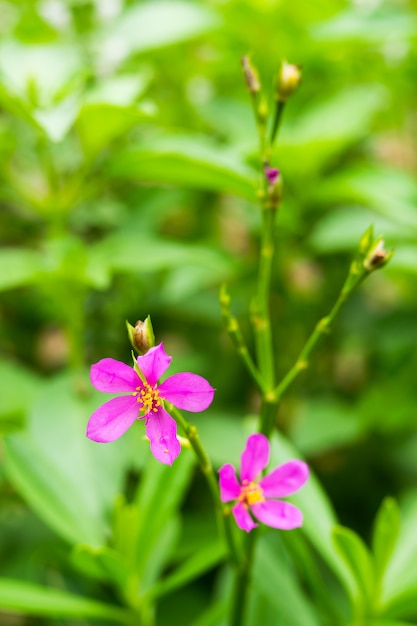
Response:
240,433,269,482
136,343,171,386
145,406,180,465
218,464,241,502
158,373,215,412
259,460,309,498
90,358,140,393
232,502,257,532
251,500,303,530
86,396,139,442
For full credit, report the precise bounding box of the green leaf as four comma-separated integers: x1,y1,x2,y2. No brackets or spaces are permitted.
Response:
0,360,38,432
379,490,417,616
269,431,355,598
0,40,82,107
0,578,131,622
71,545,130,588
147,540,227,599
313,165,417,229
372,498,401,586
4,373,146,545
280,87,385,174
0,248,42,291
313,5,417,43
96,0,219,66
332,525,375,608
77,103,149,158
251,535,321,626
290,397,361,456
107,135,257,201
32,93,79,142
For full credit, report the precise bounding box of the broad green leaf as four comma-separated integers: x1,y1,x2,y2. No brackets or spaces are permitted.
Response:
107,135,257,200
370,621,416,626
280,87,385,174
0,578,131,622
32,93,79,141
309,206,413,254
313,6,417,43
189,601,228,626
147,540,226,600
290,397,361,455
251,535,320,626
0,40,82,107
380,491,417,613
90,232,236,288
372,498,401,587
0,248,42,291
4,373,146,545
270,431,355,598
77,103,149,158
96,0,219,66
0,359,38,432
313,165,417,229
332,525,375,608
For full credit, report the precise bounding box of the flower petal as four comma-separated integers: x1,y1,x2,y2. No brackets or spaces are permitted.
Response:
86,396,139,442
145,406,180,465
240,433,269,482
137,343,171,386
232,502,257,532
251,500,303,530
259,460,309,498
159,373,215,412
218,464,241,502
90,358,140,393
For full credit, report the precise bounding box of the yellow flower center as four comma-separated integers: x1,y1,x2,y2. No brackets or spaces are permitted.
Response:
133,383,162,414
239,480,265,506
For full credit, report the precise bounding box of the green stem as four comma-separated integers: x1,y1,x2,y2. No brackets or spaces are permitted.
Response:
269,100,286,148
220,285,266,393
167,404,241,568
253,206,277,392
229,529,257,626
271,267,365,406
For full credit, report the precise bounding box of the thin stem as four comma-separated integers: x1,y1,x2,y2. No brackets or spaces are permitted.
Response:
271,267,365,406
220,285,266,393
229,528,257,626
167,404,241,568
269,100,285,148
253,206,277,391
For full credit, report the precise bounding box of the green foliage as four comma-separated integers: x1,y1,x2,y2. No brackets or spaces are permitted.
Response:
1,0,417,624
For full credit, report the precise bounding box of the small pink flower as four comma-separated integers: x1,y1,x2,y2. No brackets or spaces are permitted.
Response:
218,433,309,532
87,343,215,465
264,164,280,185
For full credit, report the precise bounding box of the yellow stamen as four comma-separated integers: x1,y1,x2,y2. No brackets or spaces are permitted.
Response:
133,382,162,414
239,480,265,506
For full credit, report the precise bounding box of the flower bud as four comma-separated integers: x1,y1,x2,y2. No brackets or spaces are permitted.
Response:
363,239,393,272
276,61,302,101
241,55,261,94
126,315,155,354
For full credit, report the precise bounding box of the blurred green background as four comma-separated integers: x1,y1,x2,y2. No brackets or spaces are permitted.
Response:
1,0,417,624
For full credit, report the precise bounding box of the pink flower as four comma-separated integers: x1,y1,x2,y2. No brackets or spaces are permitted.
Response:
264,164,279,185
87,343,215,465
218,433,309,532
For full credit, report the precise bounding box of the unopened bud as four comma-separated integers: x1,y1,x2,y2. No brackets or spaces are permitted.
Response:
363,239,393,272
264,164,282,209
276,61,302,101
126,315,155,354
241,55,261,94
